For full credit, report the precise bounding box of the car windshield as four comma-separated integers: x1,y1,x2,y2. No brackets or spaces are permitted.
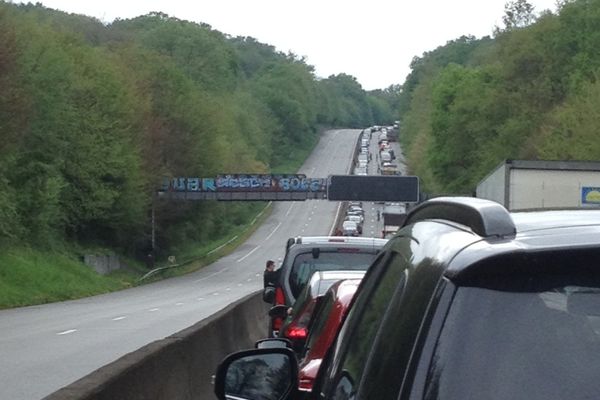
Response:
289,252,375,298
425,276,600,400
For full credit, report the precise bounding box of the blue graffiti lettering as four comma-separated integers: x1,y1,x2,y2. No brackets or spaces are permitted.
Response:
203,178,216,192
187,178,200,192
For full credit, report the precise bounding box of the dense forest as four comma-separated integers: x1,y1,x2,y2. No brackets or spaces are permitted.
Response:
398,0,600,195
0,1,398,261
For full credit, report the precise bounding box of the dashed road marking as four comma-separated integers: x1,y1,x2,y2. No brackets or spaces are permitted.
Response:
176,302,184,306
57,329,77,335
197,298,205,301
265,223,282,241
285,203,295,216
149,308,159,312
193,268,228,283
237,246,261,262
112,316,126,321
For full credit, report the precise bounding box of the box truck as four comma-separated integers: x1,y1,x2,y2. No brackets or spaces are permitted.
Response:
476,159,600,210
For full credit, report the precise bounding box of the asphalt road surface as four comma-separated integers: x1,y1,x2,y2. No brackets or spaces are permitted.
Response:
0,129,361,400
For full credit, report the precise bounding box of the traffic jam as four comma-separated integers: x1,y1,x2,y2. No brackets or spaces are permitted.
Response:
214,126,404,399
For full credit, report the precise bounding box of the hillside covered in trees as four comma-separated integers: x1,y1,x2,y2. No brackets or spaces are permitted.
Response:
0,1,398,261
398,0,600,195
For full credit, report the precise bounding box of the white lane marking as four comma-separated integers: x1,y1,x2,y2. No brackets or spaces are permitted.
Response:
255,273,261,277
176,302,184,306
112,316,126,321
237,245,261,262
57,329,77,335
213,292,219,296
330,202,343,235
149,308,160,312
237,283,243,287
285,203,295,216
247,278,252,282
265,222,282,241
207,236,238,255
226,288,231,291
193,268,228,283
197,297,205,301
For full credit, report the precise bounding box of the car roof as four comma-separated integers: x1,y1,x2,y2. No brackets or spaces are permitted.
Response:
289,236,387,247
310,271,365,296
399,197,600,280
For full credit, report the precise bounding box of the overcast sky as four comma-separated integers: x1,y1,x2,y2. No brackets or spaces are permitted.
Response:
14,0,559,90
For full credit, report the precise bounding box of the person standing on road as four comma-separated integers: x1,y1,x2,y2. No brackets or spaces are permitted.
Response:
263,260,280,288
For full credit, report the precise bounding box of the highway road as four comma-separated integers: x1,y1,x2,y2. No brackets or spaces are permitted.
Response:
0,129,361,400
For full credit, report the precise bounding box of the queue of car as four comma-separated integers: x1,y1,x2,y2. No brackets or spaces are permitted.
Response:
215,196,600,400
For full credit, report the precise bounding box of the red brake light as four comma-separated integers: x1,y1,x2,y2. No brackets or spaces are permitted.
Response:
286,326,307,340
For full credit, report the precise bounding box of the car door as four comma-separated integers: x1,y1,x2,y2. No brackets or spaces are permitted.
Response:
316,243,413,400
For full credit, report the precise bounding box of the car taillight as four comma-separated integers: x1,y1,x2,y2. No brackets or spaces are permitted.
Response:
286,326,307,340
299,378,314,392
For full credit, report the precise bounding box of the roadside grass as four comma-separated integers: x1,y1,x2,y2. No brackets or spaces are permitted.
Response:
0,203,273,309
0,248,139,309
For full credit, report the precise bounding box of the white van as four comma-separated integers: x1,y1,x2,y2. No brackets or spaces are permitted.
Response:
381,151,392,163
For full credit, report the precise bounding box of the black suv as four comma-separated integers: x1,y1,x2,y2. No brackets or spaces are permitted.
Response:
216,197,600,400
263,236,387,336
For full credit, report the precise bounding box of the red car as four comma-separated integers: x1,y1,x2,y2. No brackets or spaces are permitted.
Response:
297,278,362,392
278,271,365,354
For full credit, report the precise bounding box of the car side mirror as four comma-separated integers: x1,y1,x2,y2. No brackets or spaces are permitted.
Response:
214,348,298,400
255,338,293,349
269,304,289,319
263,286,275,303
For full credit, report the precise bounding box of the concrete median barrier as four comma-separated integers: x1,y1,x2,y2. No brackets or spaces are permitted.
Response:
45,291,270,400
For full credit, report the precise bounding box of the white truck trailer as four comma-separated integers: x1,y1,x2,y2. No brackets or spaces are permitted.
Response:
476,159,600,210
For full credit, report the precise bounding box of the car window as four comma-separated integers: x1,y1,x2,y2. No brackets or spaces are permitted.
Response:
357,258,442,399
425,274,600,400
327,251,408,399
303,292,335,357
289,252,376,298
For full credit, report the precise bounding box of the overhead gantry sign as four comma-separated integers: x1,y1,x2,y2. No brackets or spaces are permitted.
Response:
158,174,419,202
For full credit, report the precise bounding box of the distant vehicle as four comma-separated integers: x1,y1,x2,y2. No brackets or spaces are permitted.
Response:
344,214,363,226
380,151,392,163
341,220,359,236
347,205,364,215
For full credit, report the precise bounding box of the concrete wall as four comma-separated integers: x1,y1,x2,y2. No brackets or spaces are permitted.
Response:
83,255,124,275
45,291,270,400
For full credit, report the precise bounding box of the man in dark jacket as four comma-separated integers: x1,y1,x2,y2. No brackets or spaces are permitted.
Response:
263,260,280,288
